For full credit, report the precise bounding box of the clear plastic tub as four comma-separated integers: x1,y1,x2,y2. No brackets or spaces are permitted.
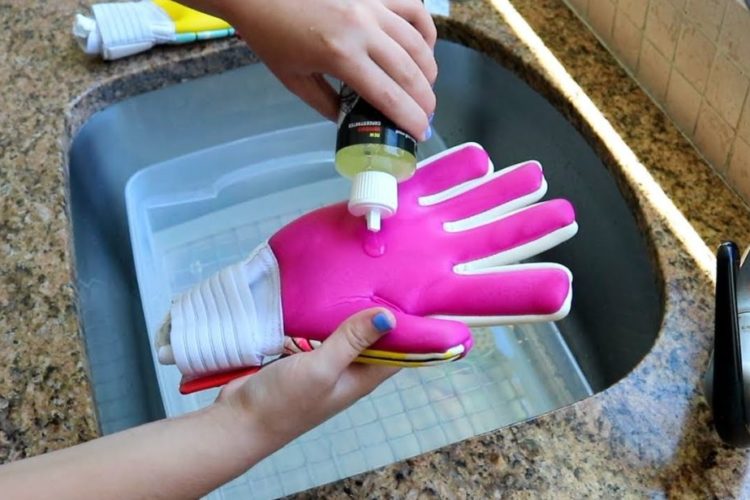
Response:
126,120,590,499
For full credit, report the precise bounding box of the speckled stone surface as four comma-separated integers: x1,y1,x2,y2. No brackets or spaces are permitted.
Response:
2,0,750,497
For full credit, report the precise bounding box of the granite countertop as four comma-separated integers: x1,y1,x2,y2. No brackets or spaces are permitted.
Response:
2,0,750,496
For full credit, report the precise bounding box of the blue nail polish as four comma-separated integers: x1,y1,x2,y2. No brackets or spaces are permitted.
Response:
372,312,393,333
423,125,432,141
428,112,435,124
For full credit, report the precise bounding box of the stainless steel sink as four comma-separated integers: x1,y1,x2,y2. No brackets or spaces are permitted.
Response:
68,40,662,498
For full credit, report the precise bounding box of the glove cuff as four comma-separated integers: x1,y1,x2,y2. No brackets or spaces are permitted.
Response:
73,2,175,60
161,242,284,377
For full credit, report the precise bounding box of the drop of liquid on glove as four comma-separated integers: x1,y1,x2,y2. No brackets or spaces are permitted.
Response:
363,231,386,258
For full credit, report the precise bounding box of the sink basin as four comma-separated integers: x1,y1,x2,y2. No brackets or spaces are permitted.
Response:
68,40,662,498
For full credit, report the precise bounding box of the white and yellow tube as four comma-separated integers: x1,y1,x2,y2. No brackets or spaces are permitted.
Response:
73,0,234,60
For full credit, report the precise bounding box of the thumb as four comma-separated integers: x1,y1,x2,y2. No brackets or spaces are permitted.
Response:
316,308,396,374
277,72,339,122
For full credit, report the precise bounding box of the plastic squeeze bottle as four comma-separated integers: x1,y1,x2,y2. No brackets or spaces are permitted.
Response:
334,83,418,232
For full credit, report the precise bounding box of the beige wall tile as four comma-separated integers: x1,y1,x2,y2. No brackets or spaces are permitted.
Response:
728,137,750,201
638,39,672,99
613,11,644,69
719,1,750,75
705,53,750,128
694,102,735,168
589,0,618,43
620,0,651,28
674,24,717,92
577,0,750,197
739,94,750,143
645,0,683,59
685,0,727,41
568,0,590,16
666,69,702,133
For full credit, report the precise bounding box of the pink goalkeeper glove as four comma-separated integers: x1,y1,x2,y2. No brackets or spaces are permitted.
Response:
156,142,578,393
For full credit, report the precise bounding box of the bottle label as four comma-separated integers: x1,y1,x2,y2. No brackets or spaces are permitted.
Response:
336,85,417,155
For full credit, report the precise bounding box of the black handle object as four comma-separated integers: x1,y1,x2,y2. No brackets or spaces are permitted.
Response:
710,241,750,447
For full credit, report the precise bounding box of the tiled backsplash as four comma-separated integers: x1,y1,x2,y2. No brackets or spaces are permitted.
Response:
565,0,750,202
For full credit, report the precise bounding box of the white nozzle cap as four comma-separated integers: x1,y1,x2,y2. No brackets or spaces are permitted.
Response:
348,171,398,232
365,210,381,232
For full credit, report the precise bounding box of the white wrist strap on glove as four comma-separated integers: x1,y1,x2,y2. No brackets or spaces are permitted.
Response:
73,1,175,60
157,243,284,377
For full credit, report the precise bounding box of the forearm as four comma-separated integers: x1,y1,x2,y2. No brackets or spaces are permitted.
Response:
0,402,268,500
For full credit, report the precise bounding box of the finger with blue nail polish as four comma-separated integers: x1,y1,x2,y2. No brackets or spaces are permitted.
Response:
319,309,396,371
214,308,399,476
372,311,395,333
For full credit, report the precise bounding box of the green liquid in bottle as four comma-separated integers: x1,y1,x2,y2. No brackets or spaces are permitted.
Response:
335,85,417,181
334,143,416,180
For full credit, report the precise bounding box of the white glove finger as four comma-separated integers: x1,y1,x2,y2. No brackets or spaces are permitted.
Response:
420,160,548,224
405,142,492,196
426,263,573,326
431,263,574,325
447,199,578,272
